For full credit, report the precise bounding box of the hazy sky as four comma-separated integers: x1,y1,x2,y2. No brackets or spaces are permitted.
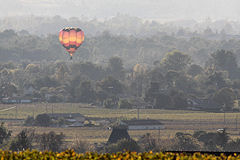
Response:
1,0,240,21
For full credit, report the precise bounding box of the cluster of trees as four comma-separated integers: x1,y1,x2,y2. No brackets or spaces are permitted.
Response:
138,129,237,152
1,48,240,111
1,121,240,152
104,128,240,152
0,123,65,152
0,57,125,104
143,50,240,111
137,129,240,152
0,123,89,153
1,27,240,66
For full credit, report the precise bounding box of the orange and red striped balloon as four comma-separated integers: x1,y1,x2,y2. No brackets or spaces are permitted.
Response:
59,27,84,58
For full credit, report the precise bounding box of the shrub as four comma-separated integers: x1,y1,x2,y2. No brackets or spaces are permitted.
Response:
105,138,141,153
225,138,240,152
104,98,117,108
138,133,157,152
118,99,132,109
173,132,202,151
24,116,35,126
69,137,92,153
138,133,178,152
193,130,230,151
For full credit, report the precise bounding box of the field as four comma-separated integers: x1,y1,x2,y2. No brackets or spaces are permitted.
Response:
0,103,240,144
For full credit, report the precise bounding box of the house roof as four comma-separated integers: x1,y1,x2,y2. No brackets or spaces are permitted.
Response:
121,119,163,126
23,83,35,89
68,121,84,127
47,113,84,118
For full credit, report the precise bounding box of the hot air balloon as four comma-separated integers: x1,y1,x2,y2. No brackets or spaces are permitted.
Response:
59,27,84,59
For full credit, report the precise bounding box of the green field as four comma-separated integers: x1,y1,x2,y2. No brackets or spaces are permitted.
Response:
0,103,236,120
0,103,240,144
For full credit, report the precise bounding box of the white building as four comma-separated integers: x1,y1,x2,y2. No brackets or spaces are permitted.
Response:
23,85,36,96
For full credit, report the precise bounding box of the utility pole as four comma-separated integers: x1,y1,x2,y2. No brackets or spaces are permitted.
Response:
136,78,139,97
224,112,226,127
158,128,160,142
15,105,18,119
52,105,53,115
236,114,238,130
33,104,35,118
137,108,140,120
45,102,48,113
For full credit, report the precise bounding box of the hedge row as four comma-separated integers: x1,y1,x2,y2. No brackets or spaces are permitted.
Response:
0,150,239,159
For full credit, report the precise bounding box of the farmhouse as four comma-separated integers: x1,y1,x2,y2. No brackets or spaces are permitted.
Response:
47,113,85,127
121,119,164,130
48,113,85,121
23,84,36,96
187,96,220,111
68,121,84,127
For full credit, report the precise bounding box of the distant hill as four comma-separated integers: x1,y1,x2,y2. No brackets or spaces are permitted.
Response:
0,15,240,38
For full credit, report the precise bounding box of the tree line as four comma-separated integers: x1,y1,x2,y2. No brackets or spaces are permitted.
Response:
1,28,240,66
1,15,239,38
1,122,240,152
1,48,240,111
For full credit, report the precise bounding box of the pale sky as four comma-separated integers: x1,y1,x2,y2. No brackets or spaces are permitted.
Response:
1,0,240,21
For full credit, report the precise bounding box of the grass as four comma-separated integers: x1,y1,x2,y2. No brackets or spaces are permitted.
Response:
0,103,238,121
1,103,240,144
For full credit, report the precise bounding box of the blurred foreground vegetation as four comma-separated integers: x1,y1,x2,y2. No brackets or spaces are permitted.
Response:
0,150,238,160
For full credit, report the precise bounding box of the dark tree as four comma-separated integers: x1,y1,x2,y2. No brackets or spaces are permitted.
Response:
209,50,239,79
24,116,35,126
107,123,130,144
161,50,191,72
35,114,52,127
37,131,65,152
118,99,132,109
206,71,227,89
213,87,236,111
0,122,11,144
9,129,35,151
107,57,125,80
187,64,204,77
154,93,173,109
75,81,96,103
98,76,123,96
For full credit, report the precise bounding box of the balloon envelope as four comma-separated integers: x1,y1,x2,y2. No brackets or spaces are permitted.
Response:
59,27,84,57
